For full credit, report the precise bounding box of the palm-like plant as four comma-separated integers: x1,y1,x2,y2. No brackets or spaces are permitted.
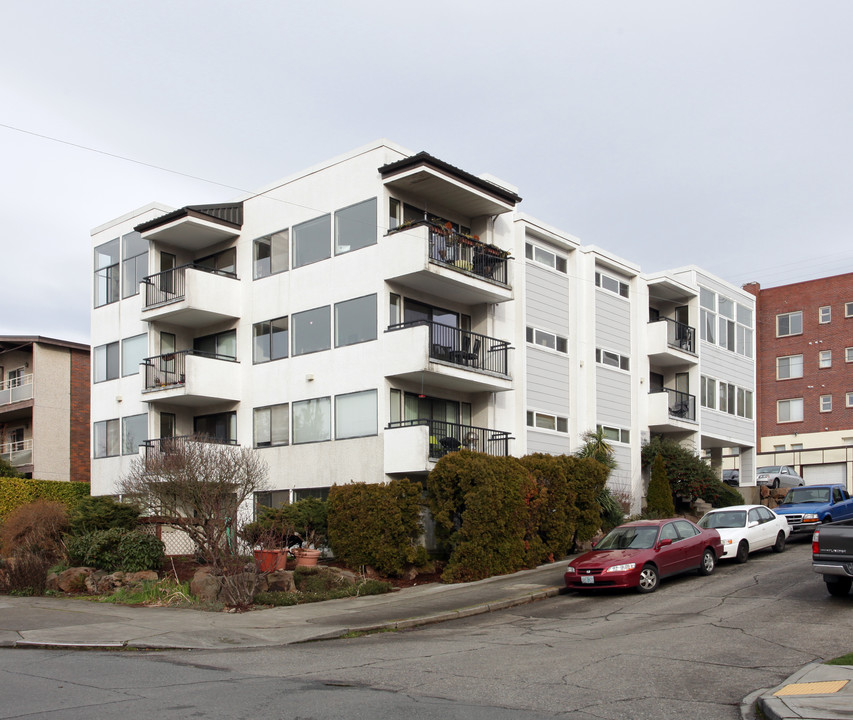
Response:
575,428,617,471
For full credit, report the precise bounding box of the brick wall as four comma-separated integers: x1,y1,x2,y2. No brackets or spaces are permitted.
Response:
69,348,90,483
748,273,853,439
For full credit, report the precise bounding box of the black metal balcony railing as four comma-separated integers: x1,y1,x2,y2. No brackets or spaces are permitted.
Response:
389,320,511,376
143,263,238,309
142,350,237,391
658,387,696,421
140,435,238,458
388,220,510,285
387,418,511,460
651,317,695,354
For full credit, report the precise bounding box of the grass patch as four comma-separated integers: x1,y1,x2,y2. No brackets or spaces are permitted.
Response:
826,652,853,666
255,578,393,607
97,578,196,608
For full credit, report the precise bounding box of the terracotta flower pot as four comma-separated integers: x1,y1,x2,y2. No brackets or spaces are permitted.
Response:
253,549,289,572
292,548,322,567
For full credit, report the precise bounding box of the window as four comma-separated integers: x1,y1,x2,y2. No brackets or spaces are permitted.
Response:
254,230,289,279
846,301,853,318
847,348,853,363
777,355,803,380
254,404,289,447
389,293,401,327
700,376,716,410
597,424,630,443
820,395,832,412
194,411,237,443
719,381,736,414
94,341,119,383
846,392,853,408
736,388,753,419
699,287,753,356
526,326,568,353
94,238,120,307
526,411,569,433
194,330,236,360
122,232,147,298
293,397,331,444
389,198,401,231
778,398,804,423
196,247,236,276
595,271,629,297
335,198,377,255
525,242,567,273
121,413,147,455
93,419,120,458
774,445,786,452
292,306,331,355
820,306,831,324
121,334,147,376
819,350,832,368
791,443,803,451
335,390,378,439
596,348,629,370
253,318,288,363
293,214,331,268
335,295,377,347
777,311,803,337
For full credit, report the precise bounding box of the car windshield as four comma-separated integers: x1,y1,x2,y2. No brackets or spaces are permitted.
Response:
596,526,659,550
698,511,746,529
780,488,830,505
757,466,781,474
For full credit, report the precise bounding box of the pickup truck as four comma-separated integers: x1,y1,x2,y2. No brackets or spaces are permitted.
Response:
812,519,853,596
773,484,853,534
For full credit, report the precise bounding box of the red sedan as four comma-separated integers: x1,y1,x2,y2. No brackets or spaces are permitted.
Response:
564,518,723,593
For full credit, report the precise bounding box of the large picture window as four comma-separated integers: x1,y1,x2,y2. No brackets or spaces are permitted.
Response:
293,306,331,356
121,334,147,377
335,390,377,439
293,397,331,444
254,230,289,279
122,232,148,299
254,404,289,447
335,198,377,255
94,341,119,383
194,330,236,360
335,295,377,347
253,318,289,363
94,238,120,307
293,214,331,268
122,414,147,455
94,419,120,458
194,411,237,443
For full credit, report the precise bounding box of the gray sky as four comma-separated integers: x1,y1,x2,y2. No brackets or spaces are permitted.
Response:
3,1,852,345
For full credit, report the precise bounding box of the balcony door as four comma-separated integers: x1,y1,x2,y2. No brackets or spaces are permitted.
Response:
194,411,237,444
403,392,471,427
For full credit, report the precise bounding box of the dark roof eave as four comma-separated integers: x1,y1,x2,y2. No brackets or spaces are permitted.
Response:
134,202,244,233
0,336,90,353
379,152,522,207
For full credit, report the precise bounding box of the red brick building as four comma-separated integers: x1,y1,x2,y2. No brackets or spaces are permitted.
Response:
0,336,90,482
744,273,853,486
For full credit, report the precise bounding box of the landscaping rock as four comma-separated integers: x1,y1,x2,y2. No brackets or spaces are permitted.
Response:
51,567,92,593
266,570,295,592
125,571,159,585
190,566,221,603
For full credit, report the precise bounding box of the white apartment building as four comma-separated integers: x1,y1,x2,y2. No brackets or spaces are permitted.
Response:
90,140,756,513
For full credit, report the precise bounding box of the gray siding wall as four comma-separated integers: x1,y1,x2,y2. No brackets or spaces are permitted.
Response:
609,445,632,491
595,290,631,353
527,348,570,410
526,264,569,332
526,430,572,455
701,343,754,389
596,368,632,427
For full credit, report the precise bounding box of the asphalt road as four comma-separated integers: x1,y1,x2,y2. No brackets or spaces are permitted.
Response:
2,535,850,720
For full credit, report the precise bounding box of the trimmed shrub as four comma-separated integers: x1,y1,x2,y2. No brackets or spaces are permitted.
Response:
327,478,428,577
0,477,89,521
646,454,676,517
66,528,164,572
0,500,69,562
68,496,140,534
683,477,744,508
519,453,579,563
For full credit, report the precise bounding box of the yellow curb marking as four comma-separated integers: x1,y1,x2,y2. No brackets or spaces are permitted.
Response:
774,680,849,697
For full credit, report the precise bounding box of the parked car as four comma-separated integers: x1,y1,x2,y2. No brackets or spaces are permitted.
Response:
697,504,789,562
774,484,853,533
564,519,723,594
722,469,740,487
755,465,804,488
812,519,853,596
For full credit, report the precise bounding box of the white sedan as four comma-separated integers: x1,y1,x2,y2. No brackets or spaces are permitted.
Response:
697,505,790,563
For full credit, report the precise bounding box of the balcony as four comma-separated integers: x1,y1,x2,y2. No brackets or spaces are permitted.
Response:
0,438,32,467
136,202,242,253
141,264,241,328
384,419,511,475
140,434,238,459
647,318,697,367
0,374,33,408
382,222,513,305
384,321,513,394
648,388,697,432
141,351,241,407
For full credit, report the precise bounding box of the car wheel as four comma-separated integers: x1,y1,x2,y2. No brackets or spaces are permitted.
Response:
826,578,852,597
772,531,786,553
823,516,832,524
637,565,659,593
698,548,716,576
735,541,749,564
771,478,780,489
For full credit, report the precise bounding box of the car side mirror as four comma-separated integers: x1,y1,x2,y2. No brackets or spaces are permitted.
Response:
591,540,598,548
657,538,673,549
748,520,759,528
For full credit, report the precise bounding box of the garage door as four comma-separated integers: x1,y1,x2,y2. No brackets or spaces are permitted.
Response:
802,463,847,485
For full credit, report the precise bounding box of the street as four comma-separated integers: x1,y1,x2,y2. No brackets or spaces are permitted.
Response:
1,536,850,719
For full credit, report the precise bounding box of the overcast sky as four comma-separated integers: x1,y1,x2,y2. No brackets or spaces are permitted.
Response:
3,1,852,345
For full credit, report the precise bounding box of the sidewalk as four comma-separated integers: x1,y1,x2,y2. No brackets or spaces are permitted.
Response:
2,562,850,720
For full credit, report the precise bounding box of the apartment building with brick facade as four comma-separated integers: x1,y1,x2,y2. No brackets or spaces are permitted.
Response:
744,272,853,486
0,336,91,482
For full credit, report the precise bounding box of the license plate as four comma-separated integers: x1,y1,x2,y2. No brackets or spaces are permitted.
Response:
581,575,594,584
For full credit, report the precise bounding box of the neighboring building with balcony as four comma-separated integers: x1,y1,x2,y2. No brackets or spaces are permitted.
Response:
90,140,756,511
0,336,90,482
744,273,853,487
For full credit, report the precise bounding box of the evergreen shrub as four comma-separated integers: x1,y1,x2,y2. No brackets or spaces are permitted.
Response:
66,528,164,572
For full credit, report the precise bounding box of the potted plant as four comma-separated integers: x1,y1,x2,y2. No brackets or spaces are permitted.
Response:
241,507,297,572
286,497,328,567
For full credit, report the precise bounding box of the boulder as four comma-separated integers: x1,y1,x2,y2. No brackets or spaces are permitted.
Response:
266,570,296,592
125,571,159,586
190,566,221,603
53,567,92,593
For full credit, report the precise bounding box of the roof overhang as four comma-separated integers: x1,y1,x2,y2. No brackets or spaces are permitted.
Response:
135,203,243,251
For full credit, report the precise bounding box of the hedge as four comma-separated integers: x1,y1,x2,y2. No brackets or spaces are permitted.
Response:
0,477,90,521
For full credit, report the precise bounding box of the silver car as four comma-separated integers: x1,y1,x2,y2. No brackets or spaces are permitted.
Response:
755,465,804,489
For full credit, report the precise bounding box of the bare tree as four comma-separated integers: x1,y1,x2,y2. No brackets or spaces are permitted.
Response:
118,437,268,572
